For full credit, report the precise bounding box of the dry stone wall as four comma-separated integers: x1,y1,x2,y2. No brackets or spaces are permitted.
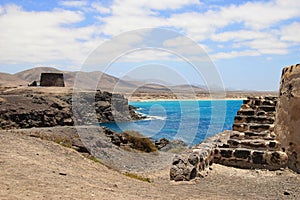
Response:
275,64,300,173
170,96,288,181
170,131,231,181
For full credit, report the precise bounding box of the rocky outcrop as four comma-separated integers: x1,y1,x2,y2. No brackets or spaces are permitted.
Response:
0,90,143,129
40,73,65,87
275,64,300,173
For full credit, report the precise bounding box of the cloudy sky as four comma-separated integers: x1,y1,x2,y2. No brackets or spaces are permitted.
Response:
0,0,299,90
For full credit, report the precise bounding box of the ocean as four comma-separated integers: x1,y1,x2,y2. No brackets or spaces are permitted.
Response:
101,100,242,146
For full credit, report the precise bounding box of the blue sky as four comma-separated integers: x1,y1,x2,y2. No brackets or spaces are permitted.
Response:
0,0,299,91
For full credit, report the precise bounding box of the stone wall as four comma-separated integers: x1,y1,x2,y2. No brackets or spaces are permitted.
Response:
232,96,276,132
170,131,231,181
40,73,65,87
275,64,300,173
170,96,288,181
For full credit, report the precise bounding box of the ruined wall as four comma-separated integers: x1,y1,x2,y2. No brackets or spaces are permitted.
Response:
275,64,300,173
170,96,288,181
40,73,65,87
232,96,277,133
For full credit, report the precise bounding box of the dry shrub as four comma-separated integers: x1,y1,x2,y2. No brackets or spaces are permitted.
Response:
121,130,157,153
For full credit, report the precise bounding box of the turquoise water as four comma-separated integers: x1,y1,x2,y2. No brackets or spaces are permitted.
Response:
101,100,242,146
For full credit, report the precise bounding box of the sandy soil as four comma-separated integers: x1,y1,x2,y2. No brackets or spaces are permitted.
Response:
1,131,300,200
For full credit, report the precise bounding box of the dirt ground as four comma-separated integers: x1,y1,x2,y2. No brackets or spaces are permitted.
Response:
1,131,300,200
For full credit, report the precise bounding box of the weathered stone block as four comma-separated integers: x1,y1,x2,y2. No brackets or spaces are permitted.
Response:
259,106,276,112
244,131,268,138
252,151,266,164
188,153,199,166
227,139,240,147
249,124,271,132
220,149,233,158
237,109,255,116
265,151,288,167
234,149,251,159
262,100,276,106
232,123,248,132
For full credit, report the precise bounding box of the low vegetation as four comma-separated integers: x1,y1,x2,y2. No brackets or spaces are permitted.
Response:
123,172,152,183
28,131,73,148
121,130,158,153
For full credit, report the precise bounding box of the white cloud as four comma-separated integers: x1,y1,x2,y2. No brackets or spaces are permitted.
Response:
60,0,88,7
117,49,175,63
1,0,299,68
163,36,211,57
98,0,300,45
211,50,260,60
280,22,300,43
0,5,103,65
211,30,290,55
211,30,268,42
243,37,289,54
218,0,300,30
91,2,111,14
99,15,166,36
110,0,200,14
169,0,300,42
99,0,200,36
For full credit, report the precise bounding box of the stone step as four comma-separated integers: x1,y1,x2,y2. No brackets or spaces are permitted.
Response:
232,123,274,132
227,139,281,151
237,109,255,116
258,105,276,112
230,131,276,140
237,107,276,116
214,147,288,170
234,115,275,124
243,97,277,107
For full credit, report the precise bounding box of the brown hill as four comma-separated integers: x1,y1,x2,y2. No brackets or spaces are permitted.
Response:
13,67,138,91
14,67,62,84
65,71,137,91
3,66,208,95
0,72,27,87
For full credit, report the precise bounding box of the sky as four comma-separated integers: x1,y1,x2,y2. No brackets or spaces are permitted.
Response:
0,0,299,91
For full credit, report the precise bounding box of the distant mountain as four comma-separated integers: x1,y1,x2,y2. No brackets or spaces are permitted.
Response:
121,75,174,86
15,67,62,83
64,71,137,91
1,67,209,93
13,67,137,91
0,72,27,87
171,84,207,93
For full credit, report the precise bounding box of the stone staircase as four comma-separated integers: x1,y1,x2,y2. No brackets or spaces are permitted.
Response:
214,97,288,170
170,96,289,181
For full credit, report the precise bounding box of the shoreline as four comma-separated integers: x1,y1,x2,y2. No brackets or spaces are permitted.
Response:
129,98,246,102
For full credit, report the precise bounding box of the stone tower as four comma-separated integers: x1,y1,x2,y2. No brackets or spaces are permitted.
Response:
275,64,300,173
40,73,65,87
